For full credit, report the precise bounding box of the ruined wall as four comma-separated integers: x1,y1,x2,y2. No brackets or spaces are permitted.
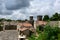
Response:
59,21,60,28
34,21,60,28
49,21,59,27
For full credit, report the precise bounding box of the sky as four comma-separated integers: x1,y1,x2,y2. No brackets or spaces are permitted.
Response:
0,0,60,20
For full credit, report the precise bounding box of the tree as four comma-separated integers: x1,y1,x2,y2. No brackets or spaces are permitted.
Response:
0,18,6,22
43,15,50,21
28,34,36,40
58,14,60,21
50,13,59,21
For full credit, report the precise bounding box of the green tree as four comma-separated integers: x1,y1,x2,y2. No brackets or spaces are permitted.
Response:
43,15,50,21
0,18,6,22
50,13,59,21
28,34,36,40
58,14,60,21
6,19,12,22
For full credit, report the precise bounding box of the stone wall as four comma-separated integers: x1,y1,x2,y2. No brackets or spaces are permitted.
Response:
59,21,60,28
34,21,60,29
49,21,60,27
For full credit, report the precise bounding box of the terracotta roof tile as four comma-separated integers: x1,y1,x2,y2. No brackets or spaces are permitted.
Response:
23,22,32,27
18,22,32,27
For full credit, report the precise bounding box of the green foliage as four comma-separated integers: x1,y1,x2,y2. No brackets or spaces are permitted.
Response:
0,18,6,22
0,26,3,31
44,25,57,40
28,34,36,40
43,15,50,21
0,18,12,22
58,14,60,21
43,12,60,21
28,25,60,40
50,13,60,21
36,26,41,33
6,19,12,22
58,34,60,40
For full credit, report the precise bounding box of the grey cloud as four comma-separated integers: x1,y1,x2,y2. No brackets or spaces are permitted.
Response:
0,10,12,15
5,0,30,10
0,0,60,20
0,0,31,17
0,3,13,15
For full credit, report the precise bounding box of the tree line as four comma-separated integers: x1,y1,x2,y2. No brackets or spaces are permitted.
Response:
43,12,60,21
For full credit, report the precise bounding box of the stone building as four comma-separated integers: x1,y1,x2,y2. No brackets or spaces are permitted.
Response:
17,21,35,40
34,15,47,30
29,16,34,27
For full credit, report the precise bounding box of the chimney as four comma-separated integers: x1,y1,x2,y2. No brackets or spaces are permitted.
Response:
30,16,33,20
37,15,42,21
29,16,34,27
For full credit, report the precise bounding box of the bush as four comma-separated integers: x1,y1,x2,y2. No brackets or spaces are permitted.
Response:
28,25,60,40
0,26,3,31
28,34,36,40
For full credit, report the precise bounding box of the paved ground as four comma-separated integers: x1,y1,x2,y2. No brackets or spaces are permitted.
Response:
0,30,18,40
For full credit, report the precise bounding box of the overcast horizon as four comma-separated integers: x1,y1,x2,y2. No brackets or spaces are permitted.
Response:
0,0,60,20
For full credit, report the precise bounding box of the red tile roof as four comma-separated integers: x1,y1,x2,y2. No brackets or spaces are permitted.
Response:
17,21,33,31
18,21,32,27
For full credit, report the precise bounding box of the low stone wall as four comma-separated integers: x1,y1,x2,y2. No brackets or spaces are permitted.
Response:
59,21,60,28
49,21,60,27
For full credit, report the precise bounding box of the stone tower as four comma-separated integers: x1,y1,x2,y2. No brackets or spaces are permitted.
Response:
37,15,42,21
29,16,34,27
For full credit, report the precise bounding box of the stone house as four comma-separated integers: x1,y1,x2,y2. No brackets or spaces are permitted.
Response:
17,21,35,39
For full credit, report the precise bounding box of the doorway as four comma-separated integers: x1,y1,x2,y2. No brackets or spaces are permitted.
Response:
20,38,25,40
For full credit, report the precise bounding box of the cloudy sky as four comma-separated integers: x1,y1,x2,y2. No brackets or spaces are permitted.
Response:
0,0,60,20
